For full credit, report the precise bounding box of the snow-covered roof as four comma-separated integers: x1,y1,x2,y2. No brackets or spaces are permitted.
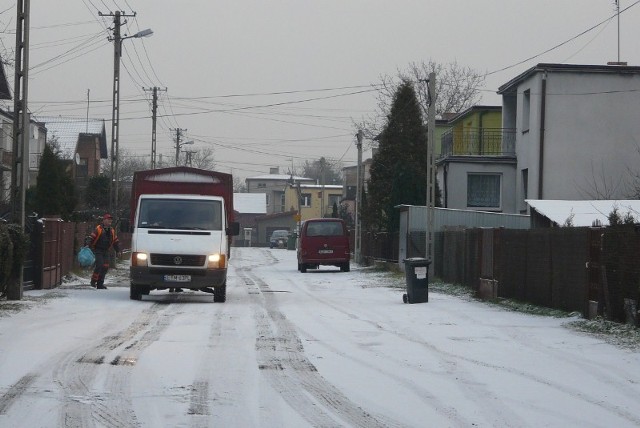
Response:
246,174,314,182
526,199,640,226
35,116,106,159
297,184,343,190
234,193,267,214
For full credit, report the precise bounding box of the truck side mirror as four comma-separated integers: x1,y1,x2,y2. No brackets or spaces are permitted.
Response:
227,221,240,236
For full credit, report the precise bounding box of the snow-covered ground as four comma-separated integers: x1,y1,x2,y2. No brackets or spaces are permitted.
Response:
0,247,639,427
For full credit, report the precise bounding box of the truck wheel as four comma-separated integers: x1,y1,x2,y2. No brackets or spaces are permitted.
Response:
130,284,142,301
340,262,350,272
213,282,226,303
300,264,307,273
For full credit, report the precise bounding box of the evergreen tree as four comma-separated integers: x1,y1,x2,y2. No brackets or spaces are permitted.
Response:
85,175,110,209
366,81,427,233
35,143,77,219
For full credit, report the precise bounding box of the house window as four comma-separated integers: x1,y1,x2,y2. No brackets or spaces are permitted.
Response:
328,194,341,211
257,183,266,188
300,193,311,207
280,193,286,211
522,169,528,200
467,174,501,208
522,89,530,133
265,194,270,206
76,157,88,177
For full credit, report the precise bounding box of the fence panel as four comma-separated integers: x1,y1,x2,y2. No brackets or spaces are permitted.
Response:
550,228,590,314
442,229,465,284
464,229,482,290
494,229,527,301
525,229,553,307
41,218,63,289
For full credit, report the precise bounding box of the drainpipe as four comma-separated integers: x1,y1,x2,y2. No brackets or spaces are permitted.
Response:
443,163,449,207
538,70,547,199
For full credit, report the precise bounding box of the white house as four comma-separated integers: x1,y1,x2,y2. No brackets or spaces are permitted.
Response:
498,63,640,214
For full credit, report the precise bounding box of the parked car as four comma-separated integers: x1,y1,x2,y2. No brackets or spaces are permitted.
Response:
297,218,350,273
269,230,289,248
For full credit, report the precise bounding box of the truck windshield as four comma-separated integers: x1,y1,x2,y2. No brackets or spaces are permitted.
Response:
138,199,223,230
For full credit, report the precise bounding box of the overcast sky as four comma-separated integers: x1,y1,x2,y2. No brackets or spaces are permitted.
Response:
1,1,639,180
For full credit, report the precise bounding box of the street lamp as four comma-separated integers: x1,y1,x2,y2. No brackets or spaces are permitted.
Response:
108,14,153,215
175,140,193,166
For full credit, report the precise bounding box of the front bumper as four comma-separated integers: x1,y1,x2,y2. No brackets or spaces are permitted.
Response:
130,266,227,289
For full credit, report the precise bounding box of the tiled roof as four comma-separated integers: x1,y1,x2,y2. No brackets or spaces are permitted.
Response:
34,115,107,159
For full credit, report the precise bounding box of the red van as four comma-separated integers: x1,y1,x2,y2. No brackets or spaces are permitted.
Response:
297,218,350,273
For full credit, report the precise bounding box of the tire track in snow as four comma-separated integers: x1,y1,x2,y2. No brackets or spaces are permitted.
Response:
0,373,37,415
54,302,174,427
236,265,405,428
277,269,640,426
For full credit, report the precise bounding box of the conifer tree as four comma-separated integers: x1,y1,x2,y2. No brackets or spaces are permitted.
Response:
35,143,76,219
366,81,427,233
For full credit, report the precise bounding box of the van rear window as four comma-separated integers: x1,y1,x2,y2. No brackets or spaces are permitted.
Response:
306,221,343,237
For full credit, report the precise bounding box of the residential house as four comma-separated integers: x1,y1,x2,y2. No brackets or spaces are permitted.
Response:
498,63,640,213
436,105,517,213
245,167,314,214
0,111,47,206
35,116,108,201
341,158,373,225
233,192,267,246
283,182,343,221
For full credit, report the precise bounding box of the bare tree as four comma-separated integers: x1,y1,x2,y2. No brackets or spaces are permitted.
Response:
357,59,485,142
233,176,247,193
188,147,216,170
576,160,625,200
625,142,640,199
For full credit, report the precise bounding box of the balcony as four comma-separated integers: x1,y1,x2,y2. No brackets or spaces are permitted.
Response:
440,128,516,158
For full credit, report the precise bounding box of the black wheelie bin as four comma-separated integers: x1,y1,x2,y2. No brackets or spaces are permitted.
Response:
403,258,431,303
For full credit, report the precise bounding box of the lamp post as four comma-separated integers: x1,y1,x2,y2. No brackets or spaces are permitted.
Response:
355,130,364,265
105,10,153,214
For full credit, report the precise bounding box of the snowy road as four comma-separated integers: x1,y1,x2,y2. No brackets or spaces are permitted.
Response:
0,247,639,427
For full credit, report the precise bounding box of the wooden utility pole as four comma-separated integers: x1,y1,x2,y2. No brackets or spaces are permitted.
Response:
355,130,363,264
9,0,31,300
143,86,166,169
426,73,436,272
172,128,187,166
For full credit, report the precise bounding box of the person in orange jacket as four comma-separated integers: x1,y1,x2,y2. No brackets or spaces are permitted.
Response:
86,213,121,289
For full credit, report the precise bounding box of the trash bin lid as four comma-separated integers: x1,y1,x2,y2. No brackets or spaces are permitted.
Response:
403,257,431,266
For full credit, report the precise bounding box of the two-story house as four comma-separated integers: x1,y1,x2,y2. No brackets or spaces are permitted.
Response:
35,116,108,200
0,111,47,207
284,182,343,221
436,105,517,213
498,63,640,213
245,167,314,214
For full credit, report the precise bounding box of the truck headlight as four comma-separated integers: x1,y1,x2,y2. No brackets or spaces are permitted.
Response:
132,252,148,267
208,253,225,269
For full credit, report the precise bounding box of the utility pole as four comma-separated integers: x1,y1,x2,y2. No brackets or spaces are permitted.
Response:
143,86,166,169
100,10,136,215
184,150,196,167
172,128,186,166
9,0,30,300
426,73,436,276
355,130,363,265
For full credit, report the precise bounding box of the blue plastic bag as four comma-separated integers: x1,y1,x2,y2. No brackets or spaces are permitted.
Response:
77,246,95,267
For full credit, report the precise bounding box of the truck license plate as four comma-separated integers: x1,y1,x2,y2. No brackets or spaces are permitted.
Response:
318,249,333,254
164,275,191,282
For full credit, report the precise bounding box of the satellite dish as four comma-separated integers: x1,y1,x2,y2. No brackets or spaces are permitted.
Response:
75,153,80,164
